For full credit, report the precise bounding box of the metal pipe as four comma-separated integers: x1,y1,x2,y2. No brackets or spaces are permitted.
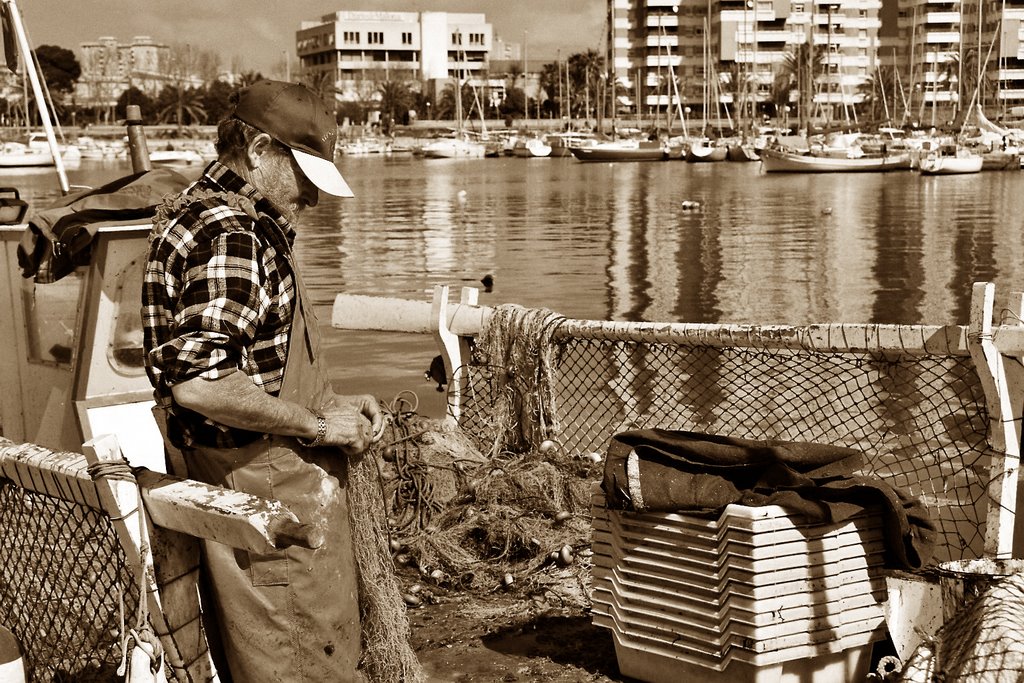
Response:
125,104,152,174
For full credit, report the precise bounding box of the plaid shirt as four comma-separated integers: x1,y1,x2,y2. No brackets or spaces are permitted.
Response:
143,161,297,449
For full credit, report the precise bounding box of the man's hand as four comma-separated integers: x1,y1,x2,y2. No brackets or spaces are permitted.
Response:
322,393,384,454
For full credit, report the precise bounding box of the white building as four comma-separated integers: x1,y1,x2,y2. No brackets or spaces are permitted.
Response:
296,10,493,102
609,0,882,124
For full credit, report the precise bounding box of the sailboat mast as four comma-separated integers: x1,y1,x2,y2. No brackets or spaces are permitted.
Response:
5,0,68,194
454,31,463,133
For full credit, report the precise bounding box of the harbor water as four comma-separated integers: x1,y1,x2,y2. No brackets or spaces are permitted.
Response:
9,156,1024,414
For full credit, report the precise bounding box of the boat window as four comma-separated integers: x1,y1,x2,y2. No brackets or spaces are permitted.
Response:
106,255,146,376
22,271,84,366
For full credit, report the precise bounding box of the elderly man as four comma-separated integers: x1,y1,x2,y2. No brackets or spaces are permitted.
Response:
142,80,382,682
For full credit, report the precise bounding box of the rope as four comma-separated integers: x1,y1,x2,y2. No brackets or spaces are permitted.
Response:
88,457,164,678
349,391,427,682
373,391,446,534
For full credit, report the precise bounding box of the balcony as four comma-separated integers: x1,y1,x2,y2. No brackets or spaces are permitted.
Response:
923,30,960,42
646,54,683,67
646,35,680,48
647,14,680,27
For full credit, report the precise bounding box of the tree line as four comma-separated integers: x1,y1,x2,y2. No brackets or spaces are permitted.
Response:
19,40,980,135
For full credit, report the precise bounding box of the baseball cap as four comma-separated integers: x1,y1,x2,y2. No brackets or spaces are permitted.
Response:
230,79,354,198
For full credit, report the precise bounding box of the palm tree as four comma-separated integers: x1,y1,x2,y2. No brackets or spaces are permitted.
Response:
567,50,602,121
855,66,898,124
720,62,752,132
156,85,206,129
161,43,207,131
377,79,414,133
773,41,824,132
943,48,996,124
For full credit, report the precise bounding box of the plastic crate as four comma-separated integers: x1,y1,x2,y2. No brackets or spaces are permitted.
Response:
592,590,884,663
590,483,888,678
609,628,874,683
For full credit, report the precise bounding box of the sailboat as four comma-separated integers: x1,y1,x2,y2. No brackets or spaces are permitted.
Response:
422,42,486,159
686,17,728,162
917,141,983,175
726,6,761,162
570,67,666,162
0,10,79,172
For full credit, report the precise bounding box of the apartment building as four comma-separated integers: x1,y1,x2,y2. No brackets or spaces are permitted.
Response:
611,0,881,124
296,10,493,102
893,0,1024,120
612,0,1024,124
74,36,170,111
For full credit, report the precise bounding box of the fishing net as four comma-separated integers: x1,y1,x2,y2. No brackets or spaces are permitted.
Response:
348,453,425,683
366,389,599,601
471,304,565,456
459,311,997,566
898,573,1024,682
0,475,135,681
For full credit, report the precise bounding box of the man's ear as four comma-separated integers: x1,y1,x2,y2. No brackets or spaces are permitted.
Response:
245,133,274,169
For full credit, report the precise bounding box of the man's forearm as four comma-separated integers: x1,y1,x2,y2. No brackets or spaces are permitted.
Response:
170,370,319,440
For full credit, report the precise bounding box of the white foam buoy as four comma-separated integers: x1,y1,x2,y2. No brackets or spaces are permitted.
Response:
0,626,26,683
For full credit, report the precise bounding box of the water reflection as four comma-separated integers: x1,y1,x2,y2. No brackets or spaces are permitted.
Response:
12,156,1024,326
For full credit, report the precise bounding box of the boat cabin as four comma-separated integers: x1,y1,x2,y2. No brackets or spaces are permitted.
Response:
0,222,165,471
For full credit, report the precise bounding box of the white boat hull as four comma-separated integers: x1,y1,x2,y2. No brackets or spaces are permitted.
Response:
512,138,552,158
421,138,486,159
760,147,912,173
918,154,984,175
570,140,666,162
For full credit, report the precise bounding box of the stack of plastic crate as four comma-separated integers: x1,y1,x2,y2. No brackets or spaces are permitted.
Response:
590,484,888,683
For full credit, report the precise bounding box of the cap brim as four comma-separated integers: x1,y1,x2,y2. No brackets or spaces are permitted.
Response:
291,148,354,198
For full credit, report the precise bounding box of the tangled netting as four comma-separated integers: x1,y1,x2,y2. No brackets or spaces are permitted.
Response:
348,451,425,683
469,304,566,457
0,480,136,681
898,572,1024,682
366,389,601,599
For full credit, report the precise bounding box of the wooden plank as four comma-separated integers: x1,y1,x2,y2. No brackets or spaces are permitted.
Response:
135,469,324,554
1,435,323,552
83,434,216,683
0,437,100,509
556,319,972,356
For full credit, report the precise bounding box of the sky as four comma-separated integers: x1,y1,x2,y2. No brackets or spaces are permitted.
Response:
20,1,606,76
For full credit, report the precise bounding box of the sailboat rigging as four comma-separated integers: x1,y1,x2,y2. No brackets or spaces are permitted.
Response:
420,32,486,158
0,0,74,189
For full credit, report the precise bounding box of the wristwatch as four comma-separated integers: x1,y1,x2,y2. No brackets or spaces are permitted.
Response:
298,408,327,448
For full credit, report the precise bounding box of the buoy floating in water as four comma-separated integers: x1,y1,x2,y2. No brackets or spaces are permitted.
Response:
456,189,468,206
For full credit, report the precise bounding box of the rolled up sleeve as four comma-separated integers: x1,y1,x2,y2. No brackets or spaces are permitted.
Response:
154,230,271,387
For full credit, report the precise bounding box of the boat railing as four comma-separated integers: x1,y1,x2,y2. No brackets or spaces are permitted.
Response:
2,279,1021,679
0,432,322,681
332,283,1023,566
